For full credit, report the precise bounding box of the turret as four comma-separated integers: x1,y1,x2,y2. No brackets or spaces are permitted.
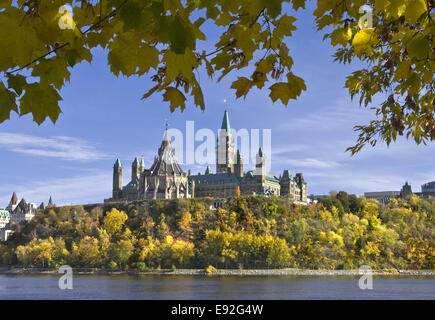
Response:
113,159,122,199
216,110,235,173
255,147,265,182
7,192,18,211
400,181,413,198
280,170,292,198
132,157,140,180
205,166,212,175
235,150,243,178
295,173,307,202
139,156,145,173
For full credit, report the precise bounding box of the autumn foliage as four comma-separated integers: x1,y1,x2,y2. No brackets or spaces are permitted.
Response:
0,193,433,270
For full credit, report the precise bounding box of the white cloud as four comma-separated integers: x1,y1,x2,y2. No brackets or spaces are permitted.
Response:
275,98,375,133
274,157,341,169
0,170,112,207
0,132,110,161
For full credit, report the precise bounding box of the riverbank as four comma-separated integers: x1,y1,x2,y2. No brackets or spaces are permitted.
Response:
1,267,434,276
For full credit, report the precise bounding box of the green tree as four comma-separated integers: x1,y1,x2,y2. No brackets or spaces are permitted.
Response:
71,236,101,267
0,1,432,152
107,239,134,269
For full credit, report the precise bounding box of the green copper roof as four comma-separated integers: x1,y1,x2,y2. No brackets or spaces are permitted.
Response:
123,177,139,190
0,209,10,220
258,147,263,157
221,110,231,130
282,170,291,180
265,174,280,185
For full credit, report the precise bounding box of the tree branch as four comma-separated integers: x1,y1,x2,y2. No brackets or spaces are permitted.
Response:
5,0,129,76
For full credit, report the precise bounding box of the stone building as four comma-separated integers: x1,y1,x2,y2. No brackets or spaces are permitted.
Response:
189,111,307,202
0,192,46,241
106,130,193,202
105,110,308,203
364,180,435,203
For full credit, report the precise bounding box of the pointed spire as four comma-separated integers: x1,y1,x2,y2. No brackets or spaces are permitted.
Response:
10,192,18,205
163,129,170,142
140,156,144,166
282,170,291,180
205,166,211,175
48,196,53,205
221,110,231,131
133,157,139,165
258,147,263,157
114,158,122,168
38,202,45,210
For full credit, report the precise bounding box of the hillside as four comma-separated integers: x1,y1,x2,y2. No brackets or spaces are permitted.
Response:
0,193,433,271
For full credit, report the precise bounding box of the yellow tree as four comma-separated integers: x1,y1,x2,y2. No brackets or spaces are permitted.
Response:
103,208,128,237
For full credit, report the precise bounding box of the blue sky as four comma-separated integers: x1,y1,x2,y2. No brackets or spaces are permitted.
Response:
0,3,434,206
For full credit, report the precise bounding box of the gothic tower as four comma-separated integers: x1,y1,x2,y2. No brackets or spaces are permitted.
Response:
6,192,18,211
280,170,293,199
113,159,122,199
132,157,140,180
255,147,265,183
295,173,307,202
139,156,145,173
216,110,235,173
235,150,244,178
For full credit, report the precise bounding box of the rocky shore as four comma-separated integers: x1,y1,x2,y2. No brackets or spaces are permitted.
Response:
1,267,434,276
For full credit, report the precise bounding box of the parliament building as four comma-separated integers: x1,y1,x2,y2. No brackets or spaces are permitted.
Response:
105,111,307,203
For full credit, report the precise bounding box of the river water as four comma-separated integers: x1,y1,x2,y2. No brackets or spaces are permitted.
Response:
0,274,433,299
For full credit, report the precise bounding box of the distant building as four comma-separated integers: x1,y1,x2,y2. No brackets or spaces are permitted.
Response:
364,191,401,204
105,110,308,203
365,180,435,204
421,181,435,193
0,209,10,229
106,130,193,202
0,193,50,241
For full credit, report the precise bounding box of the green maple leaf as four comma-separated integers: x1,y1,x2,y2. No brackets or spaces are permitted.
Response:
407,36,430,60
19,83,62,125
31,57,70,90
269,75,306,105
7,74,27,95
163,87,186,112
118,0,143,31
231,77,253,99
0,81,18,123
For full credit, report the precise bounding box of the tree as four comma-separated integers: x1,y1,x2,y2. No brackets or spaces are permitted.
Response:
0,1,432,153
107,238,134,269
177,211,193,239
103,208,128,237
156,213,169,239
71,236,101,267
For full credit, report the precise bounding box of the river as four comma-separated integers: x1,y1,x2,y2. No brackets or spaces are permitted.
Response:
0,274,434,299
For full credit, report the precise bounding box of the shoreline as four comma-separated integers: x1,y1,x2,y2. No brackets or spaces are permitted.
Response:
1,268,434,276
